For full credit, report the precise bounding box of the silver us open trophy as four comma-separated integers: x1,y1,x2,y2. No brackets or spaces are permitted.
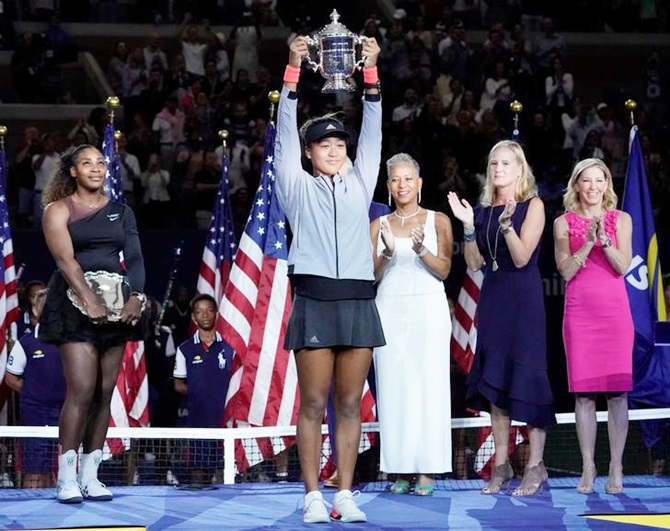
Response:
305,9,366,93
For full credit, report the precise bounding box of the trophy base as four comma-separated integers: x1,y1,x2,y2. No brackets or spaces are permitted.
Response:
321,74,356,93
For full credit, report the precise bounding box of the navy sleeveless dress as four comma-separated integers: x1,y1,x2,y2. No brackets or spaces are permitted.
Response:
466,200,555,428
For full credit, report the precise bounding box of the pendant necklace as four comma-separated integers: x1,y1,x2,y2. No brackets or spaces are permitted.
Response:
75,191,103,209
393,205,421,227
486,205,501,272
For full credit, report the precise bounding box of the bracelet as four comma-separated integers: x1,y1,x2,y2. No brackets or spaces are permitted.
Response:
283,64,300,84
463,227,476,242
417,246,428,258
363,66,379,84
572,254,586,268
131,291,148,313
601,237,612,248
501,225,513,235
381,250,393,260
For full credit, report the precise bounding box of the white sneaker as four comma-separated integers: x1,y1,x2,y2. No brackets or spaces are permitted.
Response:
303,491,330,524
57,480,83,504
166,470,179,485
80,478,113,501
332,489,367,523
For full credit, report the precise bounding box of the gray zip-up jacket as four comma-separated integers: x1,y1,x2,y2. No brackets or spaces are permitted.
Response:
275,87,382,281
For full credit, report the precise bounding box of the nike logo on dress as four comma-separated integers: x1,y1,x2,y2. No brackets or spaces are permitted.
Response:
107,214,120,221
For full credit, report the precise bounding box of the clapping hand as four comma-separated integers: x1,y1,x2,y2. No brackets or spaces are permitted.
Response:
410,225,425,254
379,217,395,256
498,198,516,231
587,216,599,243
594,216,609,245
447,191,474,229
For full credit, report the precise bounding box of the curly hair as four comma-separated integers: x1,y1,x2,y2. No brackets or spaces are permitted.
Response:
479,140,538,207
563,158,617,213
41,144,105,206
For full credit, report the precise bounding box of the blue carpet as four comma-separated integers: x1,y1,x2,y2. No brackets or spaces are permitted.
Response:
0,476,668,530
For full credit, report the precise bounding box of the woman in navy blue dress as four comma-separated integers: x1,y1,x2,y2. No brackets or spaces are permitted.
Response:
448,140,555,496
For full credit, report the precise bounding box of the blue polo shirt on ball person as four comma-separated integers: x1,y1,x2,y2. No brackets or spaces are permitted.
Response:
6,326,65,474
173,331,233,428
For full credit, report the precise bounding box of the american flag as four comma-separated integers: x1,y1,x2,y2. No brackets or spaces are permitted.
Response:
0,142,19,425
102,125,148,453
196,149,238,314
102,124,124,202
108,341,150,454
451,268,483,374
220,122,299,472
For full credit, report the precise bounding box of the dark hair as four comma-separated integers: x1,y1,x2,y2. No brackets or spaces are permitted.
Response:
42,144,104,206
190,293,217,313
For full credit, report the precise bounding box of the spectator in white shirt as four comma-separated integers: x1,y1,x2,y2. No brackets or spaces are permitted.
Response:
31,133,60,226
180,25,209,79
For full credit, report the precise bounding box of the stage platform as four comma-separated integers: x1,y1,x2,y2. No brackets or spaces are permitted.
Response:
0,476,669,530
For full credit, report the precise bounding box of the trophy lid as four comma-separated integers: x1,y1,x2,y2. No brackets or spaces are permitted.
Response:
318,9,353,37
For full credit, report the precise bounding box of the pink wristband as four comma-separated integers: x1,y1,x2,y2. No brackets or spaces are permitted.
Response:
363,66,379,84
283,65,301,84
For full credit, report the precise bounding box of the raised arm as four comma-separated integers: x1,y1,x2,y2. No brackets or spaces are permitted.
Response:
447,191,485,271
275,36,310,213
353,38,382,202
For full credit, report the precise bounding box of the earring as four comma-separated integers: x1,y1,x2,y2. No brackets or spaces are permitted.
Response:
419,189,422,204
388,192,392,207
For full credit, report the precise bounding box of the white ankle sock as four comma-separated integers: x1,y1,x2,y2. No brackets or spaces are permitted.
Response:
78,449,103,486
58,449,78,484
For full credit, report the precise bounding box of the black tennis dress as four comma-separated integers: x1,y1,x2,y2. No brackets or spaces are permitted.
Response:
39,197,146,349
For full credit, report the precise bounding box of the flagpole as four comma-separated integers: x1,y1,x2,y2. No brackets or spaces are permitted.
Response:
0,124,8,354
218,129,229,152
106,96,120,127
114,130,123,152
268,90,280,123
625,98,637,127
509,100,522,140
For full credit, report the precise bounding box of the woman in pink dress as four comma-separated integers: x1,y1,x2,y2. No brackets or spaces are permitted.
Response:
553,158,634,495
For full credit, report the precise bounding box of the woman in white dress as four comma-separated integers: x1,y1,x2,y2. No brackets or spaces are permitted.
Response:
371,153,454,496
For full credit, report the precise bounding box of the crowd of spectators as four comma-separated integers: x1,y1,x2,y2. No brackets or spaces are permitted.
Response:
2,1,669,235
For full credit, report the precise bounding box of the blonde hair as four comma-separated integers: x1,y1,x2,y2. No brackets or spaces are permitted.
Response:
563,158,618,212
480,140,537,206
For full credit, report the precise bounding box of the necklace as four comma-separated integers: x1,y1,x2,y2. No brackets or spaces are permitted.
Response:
485,206,501,272
393,205,421,227
75,191,103,209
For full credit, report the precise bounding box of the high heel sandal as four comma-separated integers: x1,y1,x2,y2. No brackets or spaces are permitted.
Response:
481,461,513,495
605,464,624,494
576,464,597,494
389,480,410,494
512,461,548,497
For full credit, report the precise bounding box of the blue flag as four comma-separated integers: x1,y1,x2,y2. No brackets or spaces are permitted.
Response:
102,124,124,203
623,125,668,407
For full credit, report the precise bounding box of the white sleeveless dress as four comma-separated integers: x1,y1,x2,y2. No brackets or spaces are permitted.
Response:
374,210,452,473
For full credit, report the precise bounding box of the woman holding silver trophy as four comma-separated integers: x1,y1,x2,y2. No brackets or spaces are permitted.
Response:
275,15,382,524
39,144,146,504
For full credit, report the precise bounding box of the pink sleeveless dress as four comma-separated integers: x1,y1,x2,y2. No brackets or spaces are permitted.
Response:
563,210,634,393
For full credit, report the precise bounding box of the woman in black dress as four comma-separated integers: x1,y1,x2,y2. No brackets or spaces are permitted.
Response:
40,144,146,503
